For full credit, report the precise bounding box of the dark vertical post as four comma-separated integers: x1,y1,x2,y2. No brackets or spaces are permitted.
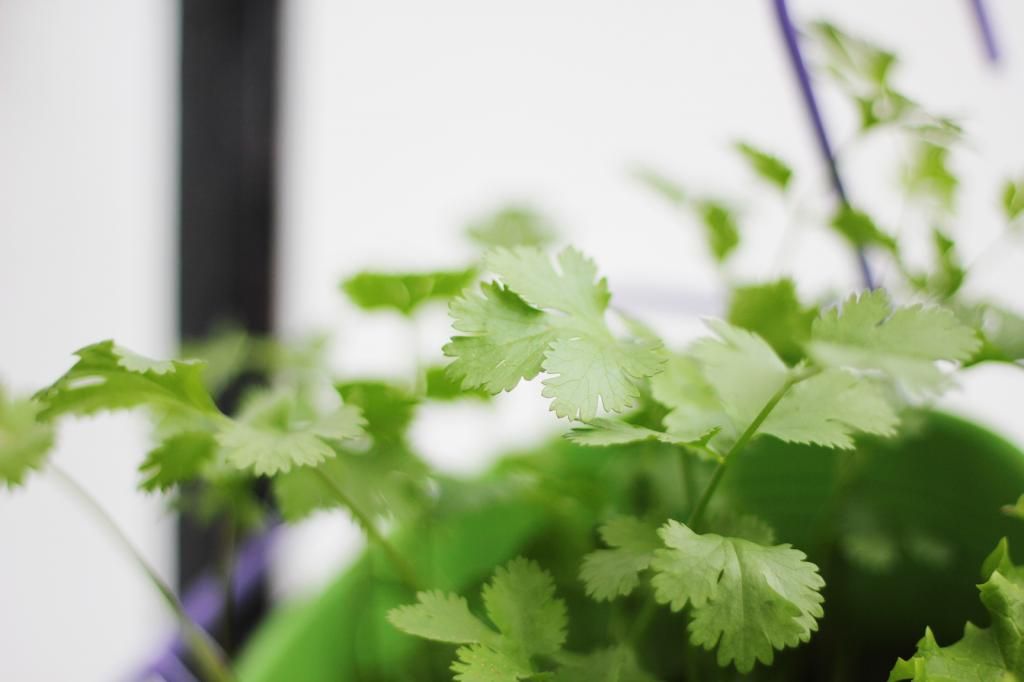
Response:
178,0,280,653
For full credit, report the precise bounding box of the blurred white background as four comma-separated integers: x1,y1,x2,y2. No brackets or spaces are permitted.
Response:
2,1,1023,680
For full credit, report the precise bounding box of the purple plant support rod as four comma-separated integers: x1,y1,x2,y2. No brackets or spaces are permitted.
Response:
968,0,1000,64
771,0,875,289
132,527,277,682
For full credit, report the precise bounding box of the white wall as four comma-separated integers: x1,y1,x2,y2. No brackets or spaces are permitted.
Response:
275,0,1024,594
0,2,177,681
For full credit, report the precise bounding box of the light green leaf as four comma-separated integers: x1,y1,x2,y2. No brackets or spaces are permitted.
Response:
483,557,567,659
389,558,568,681
651,520,825,673
466,205,556,249
1002,495,1024,522
0,387,54,489
446,248,663,420
342,269,477,315
904,141,958,211
388,591,495,645
633,167,686,205
735,142,793,191
445,283,557,394
580,517,661,601
809,289,981,392
138,431,216,492
691,320,789,432
34,341,219,420
541,335,662,421
1003,178,1024,224
567,418,712,448
889,538,1024,680
217,389,364,476
651,353,732,443
760,369,898,449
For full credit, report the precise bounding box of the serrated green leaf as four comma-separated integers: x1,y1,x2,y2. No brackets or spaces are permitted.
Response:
217,389,364,476
336,380,418,444
830,205,898,253
566,418,712,448
889,538,1024,680
138,431,216,492
651,520,824,673
735,142,793,190
483,557,567,658
342,269,477,315
390,558,567,681
445,283,557,394
446,248,663,420
760,369,898,449
809,289,981,392
727,279,815,365
651,353,732,443
34,341,219,420
466,206,556,249
424,365,491,402
388,591,495,645
0,386,54,489
580,517,661,601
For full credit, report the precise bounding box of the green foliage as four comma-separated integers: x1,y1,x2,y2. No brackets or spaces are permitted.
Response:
651,520,825,673
446,248,662,420
889,539,1024,680
830,205,898,253
390,558,568,680
0,386,54,488
735,141,793,190
580,517,660,601
466,205,556,249
904,141,958,211
1003,177,1024,223
809,289,980,392
34,340,220,420
342,269,478,315
727,279,815,365
696,200,741,262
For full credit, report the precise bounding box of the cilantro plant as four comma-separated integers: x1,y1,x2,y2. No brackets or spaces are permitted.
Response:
3,18,1024,682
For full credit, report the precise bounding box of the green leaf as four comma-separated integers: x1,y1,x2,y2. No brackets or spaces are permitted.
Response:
138,431,216,492
34,340,220,420
580,517,661,601
651,520,825,673
696,200,741,262
389,558,568,681
466,205,556,249
342,269,477,315
445,283,557,394
1003,178,1024,223
809,289,981,392
727,279,815,365
830,205,898,253
217,389,364,476
424,365,491,402
336,380,418,444
483,557,567,659
1002,495,1024,522
388,591,495,645
760,369,898,449
889,538,1024,680
904,141,958,211
446,248,663,420
557,646,658,682
735,142,793,190
651,353,732,443
0,387,54,489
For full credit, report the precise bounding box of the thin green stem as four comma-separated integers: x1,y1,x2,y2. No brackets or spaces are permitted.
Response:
687,374,805,531
312,467,422,591
51,465,235,682
628,594,659,645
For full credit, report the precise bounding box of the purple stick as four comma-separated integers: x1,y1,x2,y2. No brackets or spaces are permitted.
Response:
968,0,1000,64
771,0,875,289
